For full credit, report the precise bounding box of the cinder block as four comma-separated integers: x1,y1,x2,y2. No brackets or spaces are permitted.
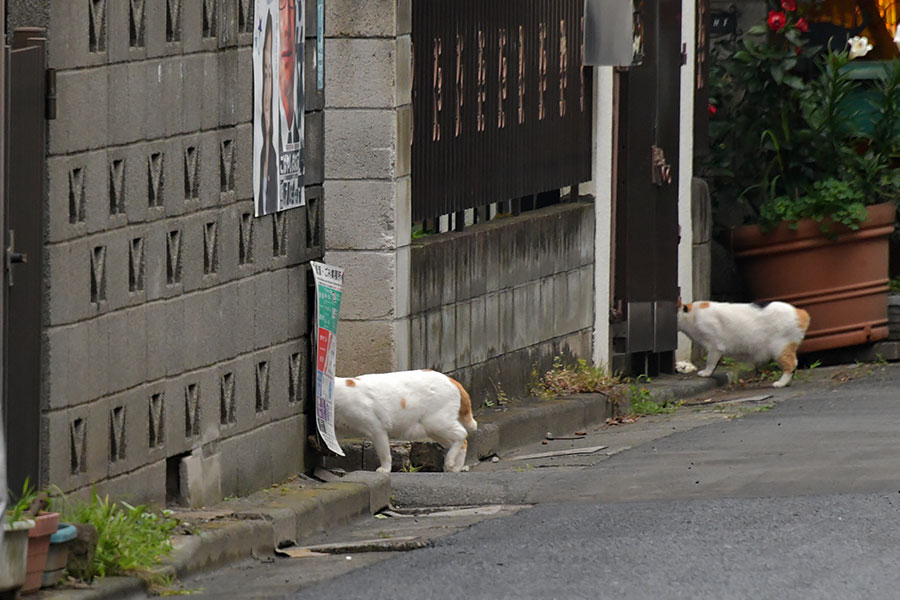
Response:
121,145,151,225
180,213,206,294
218,427,275,496
202,287,226,366
201,52,221,131
198,366,224,442
142,60,166,141
439,304,457,372
253,272,276,351
163,58,187,137
235,46,254,124
423,309,442,370
144,0,168,58
218,0,239,48
539,275,556,342
179,57,204,132
325,250,396,320
286,265,310,338
253,208,275,263
395,35,411,106
182,292,207,372
107,0,146,64
99,461,166,507
267,415,306,484
107,307,148,394
43,326,68,411
182,0,204,54
270,341,301,421
324,109,395,179
454,235,474,303
218,49,240,127
163,375,195,457
50,68,108,155
563,269,581,334
48,0,107,70
485,231,501,293
484,292,501,359
46,398,110,493
107,387,151,477
269,268,291,343
408,312,427,370
574,265,595,332
235,278,257,356
46,152,104,244
334,319,397,376
233,123,253,201
498,288,515,354
551,271,568,335
226,355,257,438
45,241,85,326
469,296,487,365
325,0,396,37
325,38,394,109
512,285,531,351
107,61,147,147
455,301,472,369
180,450,223,508
164,296,186,376
63,322,91,408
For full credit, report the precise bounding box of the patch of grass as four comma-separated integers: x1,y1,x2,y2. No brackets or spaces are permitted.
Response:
890,277,900,294
57,491,179,581
627,376,682,416
530,356,620,401
146,574,203,596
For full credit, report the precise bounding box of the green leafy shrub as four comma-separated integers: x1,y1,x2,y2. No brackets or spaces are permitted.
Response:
531,356,620,400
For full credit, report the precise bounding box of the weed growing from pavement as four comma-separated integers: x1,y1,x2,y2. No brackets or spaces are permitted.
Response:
627,375,682,416
530,356,620,401
56,489,179,581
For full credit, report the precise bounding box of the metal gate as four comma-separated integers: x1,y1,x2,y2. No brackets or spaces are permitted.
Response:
609,0,682,377
3,28,48,493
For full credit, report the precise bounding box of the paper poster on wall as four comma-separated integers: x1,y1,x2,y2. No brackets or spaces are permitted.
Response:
311,262,345,457
253,0,306,217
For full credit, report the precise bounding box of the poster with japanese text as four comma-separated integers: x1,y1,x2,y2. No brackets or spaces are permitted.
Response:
253,0,305,217
311,262,345,456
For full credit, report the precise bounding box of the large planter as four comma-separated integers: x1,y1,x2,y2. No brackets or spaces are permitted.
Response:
732,202,897,353
22,512,59,594
1,519,35,594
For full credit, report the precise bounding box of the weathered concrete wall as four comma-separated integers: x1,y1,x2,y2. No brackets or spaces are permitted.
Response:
323,0,412,376
14,0,324,506
408,203,596,404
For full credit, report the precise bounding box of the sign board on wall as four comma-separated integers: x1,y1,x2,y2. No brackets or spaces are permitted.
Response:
311,262,345,456
253,0,306,217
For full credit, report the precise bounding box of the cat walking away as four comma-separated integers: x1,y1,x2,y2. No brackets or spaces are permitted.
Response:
333,369,478,473
677,300,811,388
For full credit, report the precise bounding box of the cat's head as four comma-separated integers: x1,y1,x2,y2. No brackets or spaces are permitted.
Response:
676,299,695,330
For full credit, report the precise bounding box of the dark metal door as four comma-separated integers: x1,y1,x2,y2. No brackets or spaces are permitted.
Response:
4,30,47,492
610,0,682,377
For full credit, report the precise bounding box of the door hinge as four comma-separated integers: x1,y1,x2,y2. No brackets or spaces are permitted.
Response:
46,68,57,120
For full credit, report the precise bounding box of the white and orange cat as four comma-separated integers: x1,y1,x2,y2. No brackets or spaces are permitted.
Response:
333,369,477,473
677,300,811,388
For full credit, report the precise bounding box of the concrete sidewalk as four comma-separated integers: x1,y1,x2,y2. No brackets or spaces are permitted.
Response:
37,373,725,599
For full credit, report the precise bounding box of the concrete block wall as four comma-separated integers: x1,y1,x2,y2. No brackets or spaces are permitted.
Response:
14,0,324,506
408,203,596,404
323,0,413,376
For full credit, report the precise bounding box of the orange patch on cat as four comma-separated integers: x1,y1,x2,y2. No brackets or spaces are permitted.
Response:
345,379,357,387
698,302,710,309
448,377,473,423
401,397,407,409
795,308,811,333
777,342,799,374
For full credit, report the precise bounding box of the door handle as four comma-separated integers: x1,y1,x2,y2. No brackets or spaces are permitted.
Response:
7,229,28,287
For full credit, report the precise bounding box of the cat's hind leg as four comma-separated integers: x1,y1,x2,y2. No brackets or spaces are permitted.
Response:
773,342,799,388
436,424,468,473
698,349,722,377
371,429,393,473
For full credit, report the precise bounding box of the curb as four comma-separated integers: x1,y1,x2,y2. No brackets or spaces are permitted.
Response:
37,373,725,599
37,472,391,599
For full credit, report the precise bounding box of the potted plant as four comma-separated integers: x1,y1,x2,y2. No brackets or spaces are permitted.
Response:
704,1,900,352
1,486,36,595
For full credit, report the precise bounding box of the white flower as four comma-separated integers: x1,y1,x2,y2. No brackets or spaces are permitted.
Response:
848,36,873,59
894,26,900,52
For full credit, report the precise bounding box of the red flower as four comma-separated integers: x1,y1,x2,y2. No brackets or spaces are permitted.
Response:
708,103,717,116
767,10,787,31
795,17,808,32
781,0,796,11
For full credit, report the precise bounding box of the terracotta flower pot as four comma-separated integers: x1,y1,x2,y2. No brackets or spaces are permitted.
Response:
22,511,59,594
731,202,897,353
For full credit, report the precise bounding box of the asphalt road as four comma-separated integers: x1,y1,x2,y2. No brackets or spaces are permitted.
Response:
182,363,900,599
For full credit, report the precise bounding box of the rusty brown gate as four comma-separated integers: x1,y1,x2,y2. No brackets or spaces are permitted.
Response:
3,28,48,493
609,0,683,377
411,0,593,226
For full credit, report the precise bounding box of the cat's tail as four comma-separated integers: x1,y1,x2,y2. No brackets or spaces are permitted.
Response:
449,377,478,433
